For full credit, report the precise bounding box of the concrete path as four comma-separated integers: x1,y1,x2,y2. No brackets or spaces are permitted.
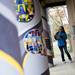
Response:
50,54,75,75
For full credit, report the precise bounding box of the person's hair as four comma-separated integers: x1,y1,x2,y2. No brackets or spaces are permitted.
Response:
60,26,66,33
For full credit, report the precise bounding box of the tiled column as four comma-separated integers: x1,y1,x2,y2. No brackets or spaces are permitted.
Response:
16,0,50,75
0,12,23,75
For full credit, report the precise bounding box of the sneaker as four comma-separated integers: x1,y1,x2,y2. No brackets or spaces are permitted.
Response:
69,60,73,63
62,61,66,64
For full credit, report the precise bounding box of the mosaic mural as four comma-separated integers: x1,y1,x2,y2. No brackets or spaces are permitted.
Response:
23,29,44,54
16,0,34,22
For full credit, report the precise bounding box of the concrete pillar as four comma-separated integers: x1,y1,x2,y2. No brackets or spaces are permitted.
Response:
67,0,75,59
16,0,50,75
40,6,54,66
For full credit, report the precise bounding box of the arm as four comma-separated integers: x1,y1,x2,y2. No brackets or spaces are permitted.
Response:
63,33,67,40
54,32,59,40
60,32,67,40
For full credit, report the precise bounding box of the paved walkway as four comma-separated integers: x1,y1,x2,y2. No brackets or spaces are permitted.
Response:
50,54,75,75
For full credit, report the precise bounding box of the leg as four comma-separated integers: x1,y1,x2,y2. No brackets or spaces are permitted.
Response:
63,45,72,61
59,46,65,62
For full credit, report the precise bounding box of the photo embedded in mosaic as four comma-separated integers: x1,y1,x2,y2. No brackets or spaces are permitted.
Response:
16,0,34,22
23,29,44,54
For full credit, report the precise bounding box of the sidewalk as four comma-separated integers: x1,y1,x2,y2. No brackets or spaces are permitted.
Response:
50,54,75,75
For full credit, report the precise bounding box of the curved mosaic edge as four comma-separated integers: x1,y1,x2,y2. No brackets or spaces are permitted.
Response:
0,50,24,75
